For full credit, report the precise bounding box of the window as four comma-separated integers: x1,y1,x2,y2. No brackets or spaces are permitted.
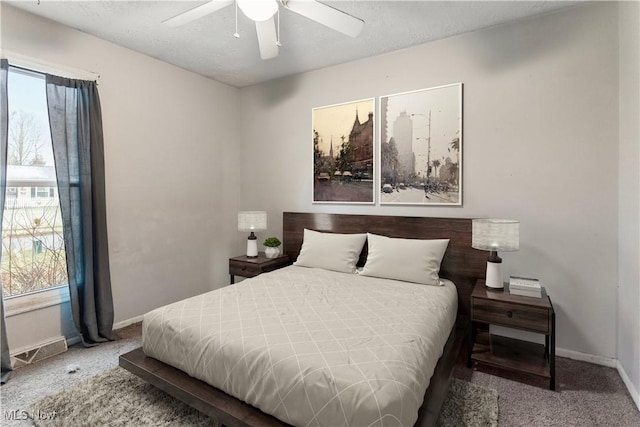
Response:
31,187,54,198
1,67,68,298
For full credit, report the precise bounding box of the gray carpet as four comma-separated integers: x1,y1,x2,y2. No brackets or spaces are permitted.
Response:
26,368,498,427
2,322,639,426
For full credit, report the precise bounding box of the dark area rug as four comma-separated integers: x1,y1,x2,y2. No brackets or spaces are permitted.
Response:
28,367,498,426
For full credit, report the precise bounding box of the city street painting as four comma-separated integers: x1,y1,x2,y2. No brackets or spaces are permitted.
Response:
312,98,375,204
379,83,462,206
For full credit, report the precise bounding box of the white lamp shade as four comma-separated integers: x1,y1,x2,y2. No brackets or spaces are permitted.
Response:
472,219,519,252
237,0,278,22
238,211,267,232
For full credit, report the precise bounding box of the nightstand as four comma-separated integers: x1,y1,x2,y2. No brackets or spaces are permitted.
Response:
469,279,556,390
229,253,290,284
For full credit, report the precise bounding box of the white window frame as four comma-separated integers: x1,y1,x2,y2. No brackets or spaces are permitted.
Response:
34,187,52,198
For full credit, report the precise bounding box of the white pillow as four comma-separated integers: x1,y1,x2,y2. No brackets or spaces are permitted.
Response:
293,229,367,273
360,233,449,285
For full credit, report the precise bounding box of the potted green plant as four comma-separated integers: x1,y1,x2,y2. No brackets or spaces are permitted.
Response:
263,237,282,259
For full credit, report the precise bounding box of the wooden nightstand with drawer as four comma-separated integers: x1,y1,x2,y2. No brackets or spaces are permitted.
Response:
469,279,556,390
229,253,290,284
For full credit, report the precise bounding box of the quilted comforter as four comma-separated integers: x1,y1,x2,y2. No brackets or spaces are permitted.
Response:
142,265,457,427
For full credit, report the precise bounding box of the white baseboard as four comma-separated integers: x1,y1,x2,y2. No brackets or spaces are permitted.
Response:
617,361,640,411
493,330,618,368
556,347,617,368
113,315,144,330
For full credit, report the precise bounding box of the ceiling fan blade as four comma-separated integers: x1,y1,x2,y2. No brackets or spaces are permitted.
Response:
283,0,364,37
163,0,234,27
255,18,279,60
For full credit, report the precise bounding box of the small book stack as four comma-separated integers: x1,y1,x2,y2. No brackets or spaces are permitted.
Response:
509,276,542,298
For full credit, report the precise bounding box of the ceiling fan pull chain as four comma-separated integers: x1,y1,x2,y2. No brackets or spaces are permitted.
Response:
233,1,240,38
276,7,282,47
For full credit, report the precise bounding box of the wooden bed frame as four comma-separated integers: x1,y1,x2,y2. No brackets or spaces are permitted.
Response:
120,212,486,427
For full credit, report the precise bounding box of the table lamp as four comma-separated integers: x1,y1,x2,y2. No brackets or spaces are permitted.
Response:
238,211,267,258
472,219,519,289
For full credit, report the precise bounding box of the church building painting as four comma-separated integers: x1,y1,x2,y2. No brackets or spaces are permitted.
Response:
312,99,375,204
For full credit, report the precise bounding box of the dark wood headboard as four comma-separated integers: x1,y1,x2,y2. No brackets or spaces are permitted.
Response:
282,212,486,325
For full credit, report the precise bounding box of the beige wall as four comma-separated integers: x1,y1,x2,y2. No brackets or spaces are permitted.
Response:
1,4,241,350
618,0,640,408
1,1,636,393
239,2,621,361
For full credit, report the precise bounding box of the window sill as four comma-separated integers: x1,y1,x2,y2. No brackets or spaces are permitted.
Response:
4,285,70,317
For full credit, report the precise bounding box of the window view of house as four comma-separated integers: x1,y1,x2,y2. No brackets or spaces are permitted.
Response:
1,68,68,297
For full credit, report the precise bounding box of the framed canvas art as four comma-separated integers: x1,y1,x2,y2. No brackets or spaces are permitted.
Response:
312,98,375,204
379,83,462,205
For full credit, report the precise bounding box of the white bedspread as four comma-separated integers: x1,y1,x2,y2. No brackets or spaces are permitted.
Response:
142,266,457,427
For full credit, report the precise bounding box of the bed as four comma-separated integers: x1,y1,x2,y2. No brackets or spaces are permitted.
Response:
120,212,486,427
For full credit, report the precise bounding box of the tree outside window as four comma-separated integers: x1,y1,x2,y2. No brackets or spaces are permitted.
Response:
1,69,68,297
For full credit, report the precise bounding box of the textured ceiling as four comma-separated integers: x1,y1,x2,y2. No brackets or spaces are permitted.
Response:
7,1,582,87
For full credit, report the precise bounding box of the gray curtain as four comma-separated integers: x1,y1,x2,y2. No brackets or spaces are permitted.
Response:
46,75,116,345
1,59,12,384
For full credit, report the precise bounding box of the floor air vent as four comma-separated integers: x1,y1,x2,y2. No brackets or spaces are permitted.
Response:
11,336,68,369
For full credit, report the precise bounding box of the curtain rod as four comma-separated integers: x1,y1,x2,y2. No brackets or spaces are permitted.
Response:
0,49,100,82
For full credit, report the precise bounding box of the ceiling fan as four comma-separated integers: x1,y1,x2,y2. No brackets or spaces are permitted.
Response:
163,0,365,60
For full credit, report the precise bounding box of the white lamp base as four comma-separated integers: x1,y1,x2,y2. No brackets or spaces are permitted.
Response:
246,238,258,258
485,260,503,289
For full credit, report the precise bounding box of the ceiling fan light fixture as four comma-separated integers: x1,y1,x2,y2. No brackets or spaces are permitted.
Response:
237,0,278,22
